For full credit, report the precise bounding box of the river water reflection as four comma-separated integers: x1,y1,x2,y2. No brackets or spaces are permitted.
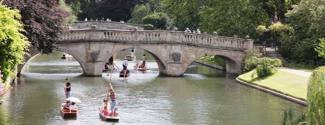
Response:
0,52,304,125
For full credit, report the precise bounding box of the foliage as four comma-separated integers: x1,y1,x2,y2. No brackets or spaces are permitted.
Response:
258,22,293,49
255,57,282,78
162,0,202,30
199,0,269,38
66,0,146,21
128,4,151,24
307,66,325,125
0,4,29,81
256,25,267,35
282,109,306,125
243,50,262,72
59,0,76,25
142,12,171,29
283,0,325,64
199,56,226,67
3,0,69,53
315,38,325,59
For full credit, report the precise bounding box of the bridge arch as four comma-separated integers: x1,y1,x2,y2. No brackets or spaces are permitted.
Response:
19,48,86,75
105,46,167,75
181,47,244,75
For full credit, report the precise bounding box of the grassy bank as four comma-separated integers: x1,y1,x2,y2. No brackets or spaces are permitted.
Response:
237,68,310,100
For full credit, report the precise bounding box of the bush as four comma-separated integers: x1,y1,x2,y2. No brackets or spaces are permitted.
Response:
142,12,170,29
255,57,282,78
243,50,262,72
307,66,325,125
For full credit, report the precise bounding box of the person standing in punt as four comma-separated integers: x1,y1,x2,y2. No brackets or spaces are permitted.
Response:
64,82,71,98
107,83,117,116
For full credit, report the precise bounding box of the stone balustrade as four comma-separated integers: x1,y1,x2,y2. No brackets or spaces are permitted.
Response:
58,29,253,51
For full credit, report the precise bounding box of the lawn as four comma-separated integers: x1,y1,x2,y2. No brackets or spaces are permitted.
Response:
237,69,310,100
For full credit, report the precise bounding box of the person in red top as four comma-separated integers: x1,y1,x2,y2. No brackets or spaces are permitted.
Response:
102,99,110,116
108,83,117,116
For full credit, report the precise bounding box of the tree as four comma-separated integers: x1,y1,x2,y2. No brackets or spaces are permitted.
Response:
0,4,29,81
3,0,70,53
162,0,202,30
283,0,325,64
307,66,325,125
142,12,171,29
199,0,269,38
128,4,151,24
66,0,147,21
315,38,325,59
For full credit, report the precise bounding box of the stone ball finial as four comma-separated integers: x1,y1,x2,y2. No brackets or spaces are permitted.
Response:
245,35,250,39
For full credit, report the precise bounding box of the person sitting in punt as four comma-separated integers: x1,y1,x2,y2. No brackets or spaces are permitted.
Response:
139,60,146,69
102,99,110,116
103,63,109,72
70,102,77,111
62,100,71,110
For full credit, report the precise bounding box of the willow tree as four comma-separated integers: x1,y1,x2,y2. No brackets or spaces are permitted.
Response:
0,4,29,82
307,66,325,125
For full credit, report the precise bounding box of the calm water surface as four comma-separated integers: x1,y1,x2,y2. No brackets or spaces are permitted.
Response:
0,52,305,125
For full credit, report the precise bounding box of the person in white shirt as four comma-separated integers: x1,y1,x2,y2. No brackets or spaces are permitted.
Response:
122,57,128,70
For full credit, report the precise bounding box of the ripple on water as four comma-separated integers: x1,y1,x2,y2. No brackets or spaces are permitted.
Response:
21,72,82,80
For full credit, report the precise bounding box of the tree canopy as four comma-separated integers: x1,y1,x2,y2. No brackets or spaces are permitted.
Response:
65,0,147,21
0,4,29,81
3,0,69,53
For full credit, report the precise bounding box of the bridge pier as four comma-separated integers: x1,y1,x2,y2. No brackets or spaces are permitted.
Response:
82,62,105,76
159,63,187,77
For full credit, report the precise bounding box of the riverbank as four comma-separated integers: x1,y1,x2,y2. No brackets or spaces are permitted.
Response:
236,68,311,106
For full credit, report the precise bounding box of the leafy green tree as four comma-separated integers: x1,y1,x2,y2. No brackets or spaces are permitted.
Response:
66,0,147,21
257,22,293,51
307,66,325,125
284,0,325,64
199,0,269,38
0,4,29,82
142,12,171,29
60,0,77,25
162,0,202,30
315,38,325,59
128,4,151,24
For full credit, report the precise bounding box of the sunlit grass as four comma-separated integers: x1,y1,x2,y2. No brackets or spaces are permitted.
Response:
237,69,309,100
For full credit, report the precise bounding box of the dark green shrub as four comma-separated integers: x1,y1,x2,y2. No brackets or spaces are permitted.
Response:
307,66,325,125
256,57,282,78
142,12,170,29
243,50,262,72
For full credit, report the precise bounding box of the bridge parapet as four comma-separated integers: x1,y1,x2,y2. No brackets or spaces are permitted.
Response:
58,29,253,51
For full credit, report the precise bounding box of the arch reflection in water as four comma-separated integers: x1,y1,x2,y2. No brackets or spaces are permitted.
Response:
21,51,83,79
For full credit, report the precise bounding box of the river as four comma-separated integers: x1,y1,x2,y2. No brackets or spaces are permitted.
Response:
0,52,304,125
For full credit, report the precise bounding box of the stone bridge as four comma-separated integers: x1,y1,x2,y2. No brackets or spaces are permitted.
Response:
20,22,253,77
